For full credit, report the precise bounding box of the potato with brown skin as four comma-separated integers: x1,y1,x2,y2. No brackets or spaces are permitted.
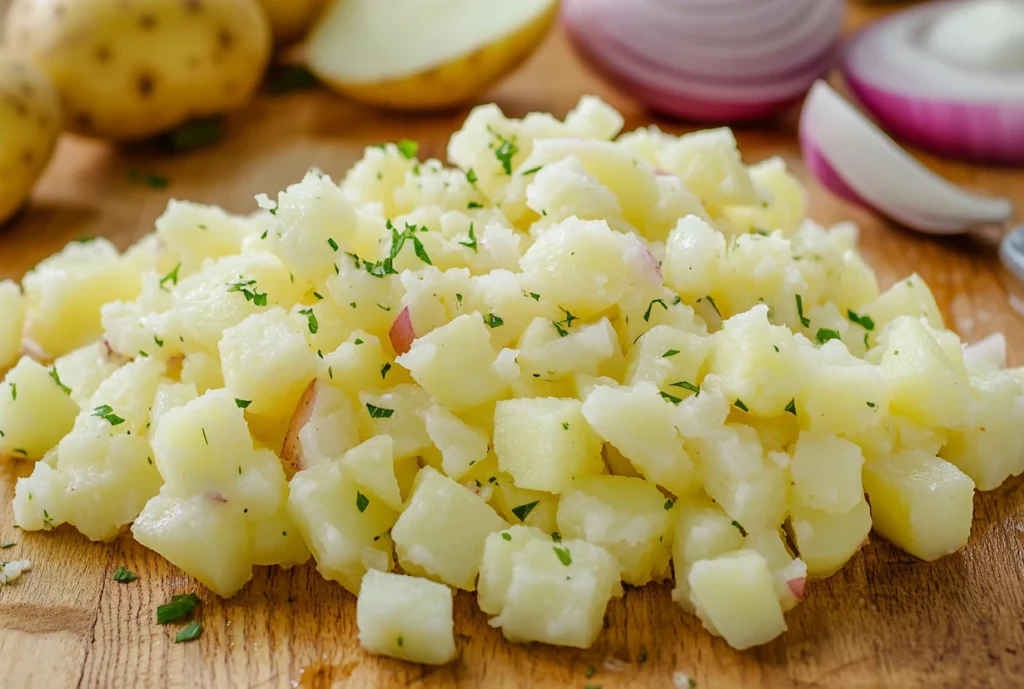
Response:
5,0,271,140
0,49,61,224
256,0,324,45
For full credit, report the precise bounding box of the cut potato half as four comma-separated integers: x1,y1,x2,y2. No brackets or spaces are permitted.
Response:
307,0,559,110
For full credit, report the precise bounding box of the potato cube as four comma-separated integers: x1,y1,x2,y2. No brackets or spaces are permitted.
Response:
797,341,887,435
489,537,621,649
322,331,394,395
662,215,727,302
219,308,318,419
582,383,694,495
494,397,603,493
478,525,549,615
688,550,787,650
518,217,661,319
670,497,745,608
391,467,508,590
0,280,25,370
787,500,872,577
154,200,247,274
421,405,489,481
688,425,788,530
624,325,714,393
656,128,759,212
742,528,807,612
490,479,559,534
709,305,804,416
340,435,403,511
862,275,943,333
51,342,121,408
21,238,142,357
878,317,969,428
359,385,433,460
396,313,506,411
790,432,865,513
179,352,224,395
288,460,398,594
941,371,1024,490
282,381,360,472
0,357,80,459
517,317,619,380
863,450,975,561
357,570,457,665
556,475,673,585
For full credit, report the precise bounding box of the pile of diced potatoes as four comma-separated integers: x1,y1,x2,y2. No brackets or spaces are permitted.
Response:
1,97,1022,660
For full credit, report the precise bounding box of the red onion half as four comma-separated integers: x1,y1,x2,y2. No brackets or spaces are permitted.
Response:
563,0,844,122
842,0,1024,164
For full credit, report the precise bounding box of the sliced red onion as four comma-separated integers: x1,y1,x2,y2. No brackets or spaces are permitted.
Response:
800,81,1014,235
563,0,844,122
841,0,1024,164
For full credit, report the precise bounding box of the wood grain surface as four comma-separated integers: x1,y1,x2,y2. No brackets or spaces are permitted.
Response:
2,7,1024,689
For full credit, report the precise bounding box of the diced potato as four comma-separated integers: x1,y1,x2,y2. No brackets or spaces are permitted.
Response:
21,239,142,357
150,382,199,434
494,397,604,493
154,200,248,274
288,459,398,594
391,467,508,590
582,383,694,495
787,499,872,577
0,357,80,459
688,425,788,531
863,450,975,561
518,217,661,319
478,525,549,615
656,128,759,213
325,260,403,341
862,275,943,333
50,343,122,409
517,317,619,380
742,528,806,612
670,496,745,608
488,536,621,648
220,308,318,419
709,305,804,416
789,432,864,513
941,371,1024,490
281,380,360,472
0,280,25,370
357,570,457,666
556,475,672,585
421,405,490,480
662,215,727,302
877,317,969,428
179,352,224,395
340,435,403,511
396,313,506,411
322,331,395,395
797,340,886,435
359,385,433,460
624,324,714,394
688,550,787,650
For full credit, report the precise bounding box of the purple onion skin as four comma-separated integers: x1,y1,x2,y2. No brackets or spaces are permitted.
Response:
798,130,869,207
844,69,1024,166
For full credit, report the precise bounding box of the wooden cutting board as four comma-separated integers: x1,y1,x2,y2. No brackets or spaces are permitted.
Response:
2,14,1024,689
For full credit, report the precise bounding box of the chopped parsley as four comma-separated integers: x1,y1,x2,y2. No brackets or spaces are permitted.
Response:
48,367,71,395
313,291,324,301
381,363,392,379
643,298,668,322
662,349,681,358
816,328,841,344
866,401,877,409
483,313,504,328
561,422,570,430
731,521,747,537
659,391,682,405
527,292,541,302
154,335,164,347
354,338,364,345
511,501,539,522
113,566,138,583
202,428,208,445
551,308,578,337
226,278,268,306
327,237,339,252
396,635,404,648
553,545,572,566
299,307,319,334
159,263,182,290
458,222,478,252
356,221,433,277
795,294,810,327
670,381,700,396
235,399,252,409
396,139,419,160
704,295,721,318
356,491,369,513
501,532,512,542
733,399,749,412
156,592,200,624
92,404,125,426
467,201,484,209
487,126,519,175
847,309,875,331
466,168,478,185
784,399,797,416
520,165,543,176
366,403,394,419
174,620,203,643
664,498,675,511
138,350,149,358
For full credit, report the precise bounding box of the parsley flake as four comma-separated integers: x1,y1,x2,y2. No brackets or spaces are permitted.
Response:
327,237,339,252
664,498,676,511
644,298,668,322
113,566,138,583
512,501,539,522
733,399,749,412
483,313,503,328
396,139,419,160
459,222,478,252
159,263,182,290
704,295,721,318
847,309,875,331
466,168,478,185
670,381,700,396
48,367,71,395
488,126,519,175
381,363,392,379
662,349,681,358
226,278,268,306
795,294,810,327
299,307,319,334
467,201,484,209
156,592,200,624
816,328,841,344
659,391,682,405
174,620,203,643
366,403,394,419
501,532,512,542
92,404,125,426
731,521,748,537
520,165,543,176
235,399,252,409
784,399,797,416
356,491,370,513
553,546,572,566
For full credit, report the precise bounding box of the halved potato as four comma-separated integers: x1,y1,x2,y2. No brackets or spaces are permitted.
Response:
306,0,559,110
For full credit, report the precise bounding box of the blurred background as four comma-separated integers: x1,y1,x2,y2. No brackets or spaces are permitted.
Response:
0,0,1021,286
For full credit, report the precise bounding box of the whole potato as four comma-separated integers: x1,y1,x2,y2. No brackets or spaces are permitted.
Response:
0,49,61,224
257,0,324,45
4,0,271,140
